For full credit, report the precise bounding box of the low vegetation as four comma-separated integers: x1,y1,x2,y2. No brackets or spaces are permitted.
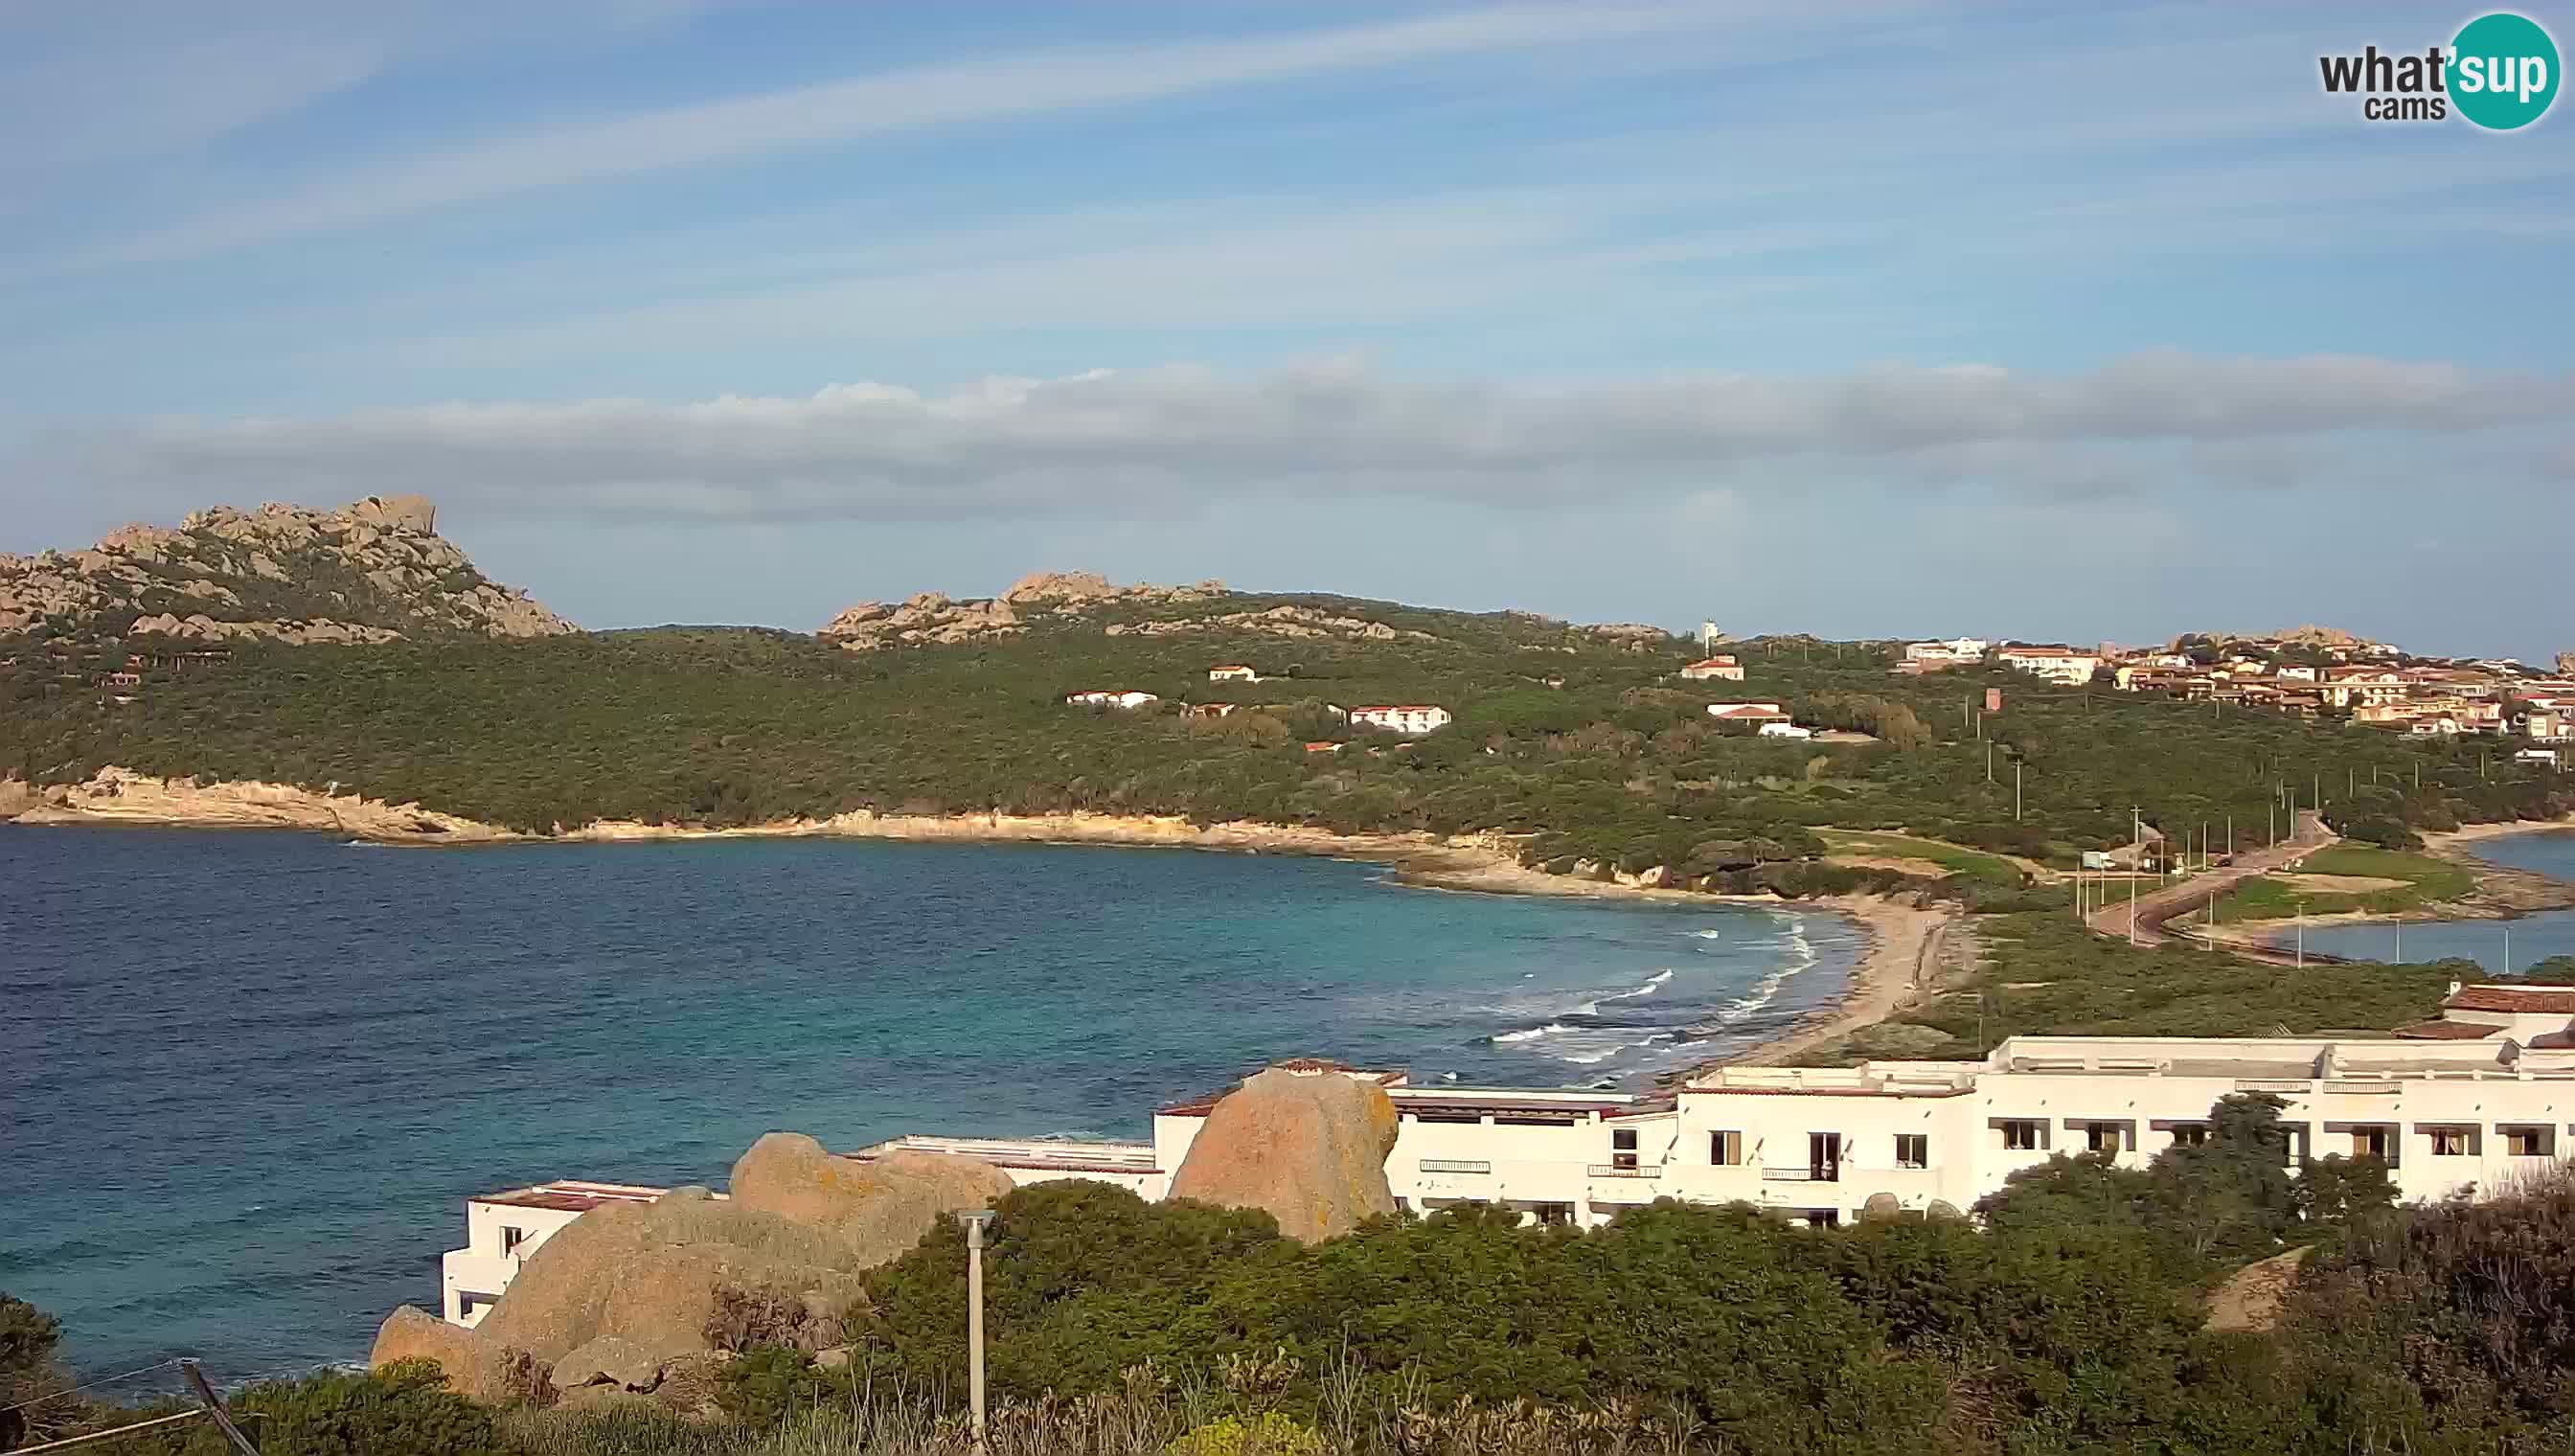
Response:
2213,844,2482,922
29,1105,2575,1453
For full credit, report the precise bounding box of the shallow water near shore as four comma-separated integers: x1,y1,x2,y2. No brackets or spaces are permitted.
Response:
0,827,1856,1381
2290,830,2575,970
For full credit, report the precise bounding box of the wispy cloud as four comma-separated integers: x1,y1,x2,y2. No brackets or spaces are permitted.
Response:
37,353,2567,527
77,4,1760,266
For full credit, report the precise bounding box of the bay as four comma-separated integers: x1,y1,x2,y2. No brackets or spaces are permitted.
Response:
2292,829,2575,971
0,827,1856,1381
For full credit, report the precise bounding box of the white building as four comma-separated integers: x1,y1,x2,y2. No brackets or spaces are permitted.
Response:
1996,645,2102,685
1678,656,1745,682
1348,705,1451,735
442,1180,670,1327
1207,666,1261,683
1066,690,1160,709
1758,722,1813,739
1904,639,1988,664
444,993,2575,1320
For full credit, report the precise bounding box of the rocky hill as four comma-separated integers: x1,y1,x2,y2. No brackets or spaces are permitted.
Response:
0,495,573,646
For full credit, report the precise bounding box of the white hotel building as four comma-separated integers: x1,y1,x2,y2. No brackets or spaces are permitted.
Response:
440,987,2575,1323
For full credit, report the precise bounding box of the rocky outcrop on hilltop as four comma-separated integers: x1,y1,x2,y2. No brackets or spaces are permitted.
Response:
819,570,1228,649
1105,603,1438,643
2558,649,2575,677
369,1134,1008,1411
1581,622,1675,650
1168,1064,1400,1242
0,495,574,645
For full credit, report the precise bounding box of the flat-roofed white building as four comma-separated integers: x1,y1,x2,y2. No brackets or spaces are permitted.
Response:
443,1180,670,1327
1348,705,1451,735
1996,645,2102,685
1904,639,1988,664
446,994,2575,1318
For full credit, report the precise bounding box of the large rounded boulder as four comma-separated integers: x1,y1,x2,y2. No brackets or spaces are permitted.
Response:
1168,1066,1399,1241
729,1133,1014,1268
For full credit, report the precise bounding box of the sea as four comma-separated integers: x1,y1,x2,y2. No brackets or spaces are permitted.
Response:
0,827,1858,1383
2292,828,2575,971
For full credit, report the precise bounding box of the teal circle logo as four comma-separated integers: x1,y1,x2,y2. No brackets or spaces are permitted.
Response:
2451,12,2559,129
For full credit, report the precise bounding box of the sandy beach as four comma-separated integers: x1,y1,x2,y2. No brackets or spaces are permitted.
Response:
1716,895,1955,1069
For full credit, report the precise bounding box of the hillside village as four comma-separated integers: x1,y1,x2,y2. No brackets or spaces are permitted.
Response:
1902,633,2574,761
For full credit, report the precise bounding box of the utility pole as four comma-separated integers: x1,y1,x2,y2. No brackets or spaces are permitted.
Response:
2014,760,2023,821
2295,900,2305,969
959,1211,994,1454
1986,741,1993,784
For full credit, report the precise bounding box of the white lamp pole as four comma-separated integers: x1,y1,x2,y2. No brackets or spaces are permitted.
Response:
959,1211,994,1454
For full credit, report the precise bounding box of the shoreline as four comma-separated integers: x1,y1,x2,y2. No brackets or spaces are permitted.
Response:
1698,895,1955,1072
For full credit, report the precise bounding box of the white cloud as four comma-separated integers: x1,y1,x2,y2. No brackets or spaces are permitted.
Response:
38,353,2568,526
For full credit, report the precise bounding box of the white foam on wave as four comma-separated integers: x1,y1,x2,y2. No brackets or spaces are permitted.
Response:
1555,1031,1675,1065
1491,1022,1570,1044
1709,914,1823,1026
1575,967,1675,1016
1691,928,1724,941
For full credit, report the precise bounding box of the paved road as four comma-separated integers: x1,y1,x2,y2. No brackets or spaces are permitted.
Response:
2083,810,2336,949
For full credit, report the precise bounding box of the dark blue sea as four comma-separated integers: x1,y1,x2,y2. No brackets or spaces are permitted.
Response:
0,827,1857,1382
2291,829,2575,971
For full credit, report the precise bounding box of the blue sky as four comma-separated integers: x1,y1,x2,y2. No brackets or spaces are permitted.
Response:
6,1,2571,658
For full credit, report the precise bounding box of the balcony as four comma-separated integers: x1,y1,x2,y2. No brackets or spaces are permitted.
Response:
1760,1168,1839,1183
1417,1158,1492,1174
1585,1163,1659,1178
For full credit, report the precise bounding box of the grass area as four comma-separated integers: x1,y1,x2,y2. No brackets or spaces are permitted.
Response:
1798,909,2461,1065
1813,829,2024,886
2214,844,2479,922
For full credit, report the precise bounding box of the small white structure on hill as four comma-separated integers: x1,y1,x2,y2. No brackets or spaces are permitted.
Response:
1904,639,1987,664
1349,705,1451,735
1207,665,1261,683
1758,722,1812,739
1679,655,1744,681
1066,690,1160,709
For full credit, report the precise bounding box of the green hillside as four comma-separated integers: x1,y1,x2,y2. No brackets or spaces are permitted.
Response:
4,585,2564,890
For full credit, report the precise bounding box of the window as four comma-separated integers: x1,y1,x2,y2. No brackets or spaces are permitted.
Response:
2429,1127,2472,1157
2504,1126,2554,1157
2168,1125,2208,1149
1710,1130,1743,1166
2084,1122,2125,1154
2351,1127,2391,1160
1532,1202,1574,1227
1808,1209,1840,1229
500,1225,527,1256
2000,1120,2043,1151
1610,1126,1638,1170
1895,1134,1928,1169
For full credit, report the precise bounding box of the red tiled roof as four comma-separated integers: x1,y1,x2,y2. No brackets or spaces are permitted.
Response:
2445,986,2575,1013
2389,1018,2505,1040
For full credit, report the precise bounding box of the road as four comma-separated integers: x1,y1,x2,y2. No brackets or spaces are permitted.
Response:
2082,809,2336,950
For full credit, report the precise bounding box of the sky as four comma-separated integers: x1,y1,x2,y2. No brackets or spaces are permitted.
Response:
5,1,2571,659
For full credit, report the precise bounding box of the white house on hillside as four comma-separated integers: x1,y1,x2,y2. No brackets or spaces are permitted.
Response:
442,1181,671,1327
1349,705,1451,735
1996,646,2101,685
1679,656,1745,681
1207,665,1261,683
1904,639,1988,664
1066,690,1161,709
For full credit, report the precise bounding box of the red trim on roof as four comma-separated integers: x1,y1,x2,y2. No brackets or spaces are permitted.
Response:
2445,986,2575,1013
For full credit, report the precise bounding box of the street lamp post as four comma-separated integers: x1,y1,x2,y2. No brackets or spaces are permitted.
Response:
958,1211,995,1454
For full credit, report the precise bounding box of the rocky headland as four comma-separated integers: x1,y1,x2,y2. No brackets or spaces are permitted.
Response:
0,494,573,645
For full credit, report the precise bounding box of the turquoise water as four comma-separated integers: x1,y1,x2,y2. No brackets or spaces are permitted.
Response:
2291,829,2575,970
0,827,1857,1382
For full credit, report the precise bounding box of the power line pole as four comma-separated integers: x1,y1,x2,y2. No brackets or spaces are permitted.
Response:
2014,760,2023,821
